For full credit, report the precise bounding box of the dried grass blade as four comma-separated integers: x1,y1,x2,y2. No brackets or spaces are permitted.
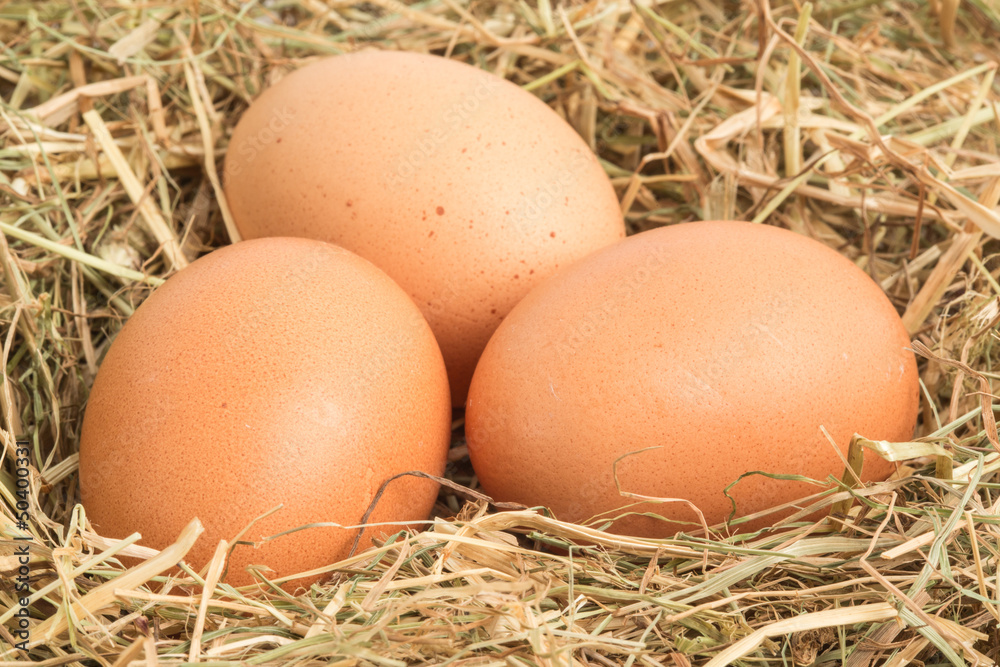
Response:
81,109,188,269
704,603,898,667
30,519,204,645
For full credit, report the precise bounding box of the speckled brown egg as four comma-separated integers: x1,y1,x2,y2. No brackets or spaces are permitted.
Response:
223,50,625,406
466,221,919,535
80,238,451,588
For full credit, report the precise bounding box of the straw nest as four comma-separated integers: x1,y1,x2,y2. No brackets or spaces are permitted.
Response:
2,0,1000,664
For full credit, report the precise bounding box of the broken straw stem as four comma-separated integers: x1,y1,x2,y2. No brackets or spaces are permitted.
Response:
783,2,812,181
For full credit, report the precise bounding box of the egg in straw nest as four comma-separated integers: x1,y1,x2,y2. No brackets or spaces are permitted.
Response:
2,1,1000,665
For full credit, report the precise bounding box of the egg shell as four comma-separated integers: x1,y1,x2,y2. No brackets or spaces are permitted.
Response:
80,238,451,587
223,50,626,406
466,220,919,535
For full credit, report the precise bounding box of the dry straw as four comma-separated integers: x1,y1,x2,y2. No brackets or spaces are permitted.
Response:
2,0,1000,665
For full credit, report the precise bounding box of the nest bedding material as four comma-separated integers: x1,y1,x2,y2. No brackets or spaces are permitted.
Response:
2,0,1000,664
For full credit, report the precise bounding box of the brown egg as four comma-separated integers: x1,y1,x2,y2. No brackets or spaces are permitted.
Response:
80,238,451,587
466,221,919,535
223,50,625,406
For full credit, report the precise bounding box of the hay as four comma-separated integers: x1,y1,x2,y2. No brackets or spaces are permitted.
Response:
2,0,1000,664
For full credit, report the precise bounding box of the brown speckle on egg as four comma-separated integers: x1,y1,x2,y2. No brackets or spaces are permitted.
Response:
223,50,625,406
